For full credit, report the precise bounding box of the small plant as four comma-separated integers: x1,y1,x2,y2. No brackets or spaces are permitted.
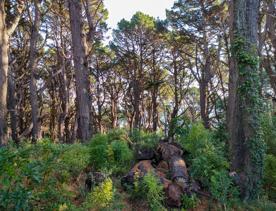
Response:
84,178,114,209
210,170,239,209
264,154,276,202
130,129,162,149
178,122,229,188
60,144,90,177
131,172,165,211
111,140,133,174
89,134,112,170
181,193,198,209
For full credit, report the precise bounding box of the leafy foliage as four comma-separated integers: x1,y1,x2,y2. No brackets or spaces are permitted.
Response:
181,193,199,209
84,178,114,210
130,129,162,149
89,131,133,174
264,154,276,202
178,122,229,188
131,172,165,211
0,140,90,210
210,170,239,207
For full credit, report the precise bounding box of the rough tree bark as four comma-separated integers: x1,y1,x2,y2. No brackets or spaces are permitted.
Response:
28,0,41,142
228,0,265,200
0,1,24,144
69,0,91,141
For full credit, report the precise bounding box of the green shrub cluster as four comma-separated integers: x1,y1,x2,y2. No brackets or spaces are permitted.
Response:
0,140,90,210
178,123,229,187
131,172,165,211
130,129,162,149
89,131,133,174
84,178,114,210
262,114,276,202
177,122,239,207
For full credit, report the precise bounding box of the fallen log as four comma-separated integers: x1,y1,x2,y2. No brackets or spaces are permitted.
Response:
121,141,198,208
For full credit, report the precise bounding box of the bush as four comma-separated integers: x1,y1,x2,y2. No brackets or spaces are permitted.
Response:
131,172,165,211
181,193,198,209
262,114,276,155
84,178,114,209
89,132,133,174
60,144,90,177
111,140,133,173
130,129,162,151
0,142,90,210
210,170,239,207
89,134,113,170
264,154,276,202
178,122,229,188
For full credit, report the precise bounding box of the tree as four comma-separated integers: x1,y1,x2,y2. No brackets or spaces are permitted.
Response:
0,0,24,144
167,0,228,129
228,0,265,200
68,0,91,141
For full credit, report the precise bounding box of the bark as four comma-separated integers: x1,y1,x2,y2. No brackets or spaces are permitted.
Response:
69,0,91,141
7,73,18,143
57,58,69,142
0,2,9,144
228,0,263,200
0,1,24,144
28,1,41,142
110,97,118,129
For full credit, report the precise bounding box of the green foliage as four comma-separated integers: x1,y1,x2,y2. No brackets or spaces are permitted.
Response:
60,144,90,177
178,123,229,188
262,114,276,155
89,134,112,170
133,172,165,211
181,193,198,209
130,129,162,149
89,131,133,174
210,170,239,207
84,178,114,210
264,154,276,202
111,140,133,173
142,173,165,211
0,141,90,210
238,199,276,211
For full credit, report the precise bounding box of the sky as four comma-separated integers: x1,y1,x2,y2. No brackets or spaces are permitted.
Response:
104,0,175,29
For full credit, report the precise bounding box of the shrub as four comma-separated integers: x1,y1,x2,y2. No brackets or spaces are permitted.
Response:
262,114,276,155
89,132,134,173
89,134,113,170
0,142,90,211
60,144,90,177
84,178,114,209
107,128,129,143
210,170,239,207
264,154,276,202
178,122,229,188
131,172,165,211
111,140,133,173
181,193,198,209
130,129,162,150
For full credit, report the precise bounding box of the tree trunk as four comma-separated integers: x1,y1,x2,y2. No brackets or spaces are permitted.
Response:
228,0,265,200
28,1,41,142
0,2,9,144
199,81,209,129
8,73,18,143
69,0,91,141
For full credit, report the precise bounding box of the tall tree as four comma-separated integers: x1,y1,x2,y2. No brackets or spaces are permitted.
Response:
68,0,91,141
0,1,24,144
228,0,265,200
28,0,42,142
